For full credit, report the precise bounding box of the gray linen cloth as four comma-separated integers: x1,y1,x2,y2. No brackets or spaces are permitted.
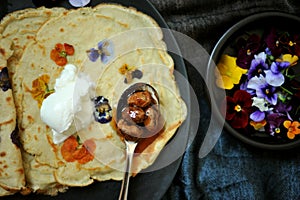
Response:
149,0,300,199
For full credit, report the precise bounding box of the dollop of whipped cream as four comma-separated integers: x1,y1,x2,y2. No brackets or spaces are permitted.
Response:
40,64,95,144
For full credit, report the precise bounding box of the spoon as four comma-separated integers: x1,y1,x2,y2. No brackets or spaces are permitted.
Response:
118,139,138,200
116,83,161,200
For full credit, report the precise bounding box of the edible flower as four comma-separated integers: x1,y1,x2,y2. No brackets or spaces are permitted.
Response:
252,97,270,112
0,67,11,92
266,113,287,136
25,74,54,108
50,43,75,66
93,96,112,124
61,135,96,164
264,28,282,58
277,54,298,66
265,28,300,57
215,54,247,89
87,40,114,63
69,0,90,7
274,101,292,120
226,90,253,129
250,120,267,131
247,75,277,105
250,110,265,122
216,27,300,140
236,34,261,69
247,52,269,80
265,61,290,87
283,120,300,139
118,64,143,83
279,33,300,57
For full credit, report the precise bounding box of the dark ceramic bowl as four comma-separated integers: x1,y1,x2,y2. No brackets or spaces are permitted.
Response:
207,11,300,150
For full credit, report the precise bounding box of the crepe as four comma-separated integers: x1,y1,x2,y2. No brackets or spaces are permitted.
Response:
0,3,187,196
0,7,67,77
0,37,25,196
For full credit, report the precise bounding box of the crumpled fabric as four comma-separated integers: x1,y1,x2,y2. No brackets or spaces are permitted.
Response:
147,0,300,199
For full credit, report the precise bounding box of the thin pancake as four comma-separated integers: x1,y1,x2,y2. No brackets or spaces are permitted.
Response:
0,36,25,196
2,3,187,196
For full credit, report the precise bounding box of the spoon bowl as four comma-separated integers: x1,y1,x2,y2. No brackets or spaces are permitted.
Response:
116,82,163,200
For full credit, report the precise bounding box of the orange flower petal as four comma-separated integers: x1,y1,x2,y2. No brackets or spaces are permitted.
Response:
72,147,88,160
287,131,295,139
250,120,267,130
292,121,300,134
61,136,95,164
61,136,78,162
55,57,67,66
55,43,64,52
78,153,94,164
50,43,75,66
64,43,75,55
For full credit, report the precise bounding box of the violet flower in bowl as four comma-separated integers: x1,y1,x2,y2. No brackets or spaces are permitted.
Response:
207,12,300,150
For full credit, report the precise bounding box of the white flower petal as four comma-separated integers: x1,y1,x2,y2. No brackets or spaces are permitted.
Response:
252,97,269,111
247,74,266,90
265,70,284,87
69,0,90,7
254,52,266,62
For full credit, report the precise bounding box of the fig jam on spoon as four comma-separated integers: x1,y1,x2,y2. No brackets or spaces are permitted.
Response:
116,83,164,200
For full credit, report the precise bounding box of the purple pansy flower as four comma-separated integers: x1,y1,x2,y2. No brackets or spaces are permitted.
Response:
247,52,269,80
250,110,265,122
247,75,277,105
0,67,11,92
265,47,272,56
219,27,300,140
266,113,287,136
275,101,292,120
290,34,300,57
250,97,271,122
240,80,256,96
88,39,114,63
236,34,261,69
264,28,282,58
265,61,290,87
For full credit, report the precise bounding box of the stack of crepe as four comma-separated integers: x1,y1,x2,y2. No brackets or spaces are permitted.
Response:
0,3,187,196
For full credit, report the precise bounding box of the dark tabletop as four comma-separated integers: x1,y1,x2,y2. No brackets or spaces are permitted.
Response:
152,0,300,199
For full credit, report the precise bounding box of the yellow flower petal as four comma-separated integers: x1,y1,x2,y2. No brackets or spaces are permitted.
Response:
221,54,237,66
215,54,247,89
27,74,53,108
216,75,234,89
230,67,246,84
216,63,229,76
238,67,248,75
283,120,292,129
278,54,298,66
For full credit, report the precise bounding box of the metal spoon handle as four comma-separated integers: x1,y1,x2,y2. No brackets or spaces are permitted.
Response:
118,140,138,200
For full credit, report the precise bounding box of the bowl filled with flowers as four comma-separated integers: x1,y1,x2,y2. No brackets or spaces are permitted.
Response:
207,12,300,149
